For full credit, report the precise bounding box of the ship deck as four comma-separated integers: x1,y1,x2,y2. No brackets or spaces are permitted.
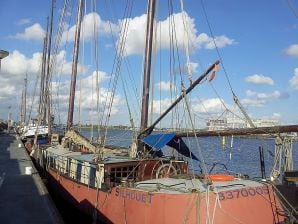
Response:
45,144,269,195
134,177,267,194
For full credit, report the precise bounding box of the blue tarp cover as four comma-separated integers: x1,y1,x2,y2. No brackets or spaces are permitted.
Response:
143,133,199,160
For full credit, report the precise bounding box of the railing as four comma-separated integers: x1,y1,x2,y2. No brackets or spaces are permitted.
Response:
46,154,97,187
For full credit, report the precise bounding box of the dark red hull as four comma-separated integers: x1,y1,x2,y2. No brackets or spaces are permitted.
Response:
47,168,286,224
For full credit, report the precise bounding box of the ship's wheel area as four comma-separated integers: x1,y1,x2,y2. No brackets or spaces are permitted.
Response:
150,160,186,179
155,163,177,178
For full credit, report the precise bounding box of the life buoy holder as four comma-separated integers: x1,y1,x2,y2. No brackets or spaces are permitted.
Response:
206,174,235,181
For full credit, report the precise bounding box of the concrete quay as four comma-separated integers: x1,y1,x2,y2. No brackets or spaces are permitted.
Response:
0,133,63,224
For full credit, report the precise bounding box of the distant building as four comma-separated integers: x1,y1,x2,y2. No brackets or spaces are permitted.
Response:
206,117,279,130
206,118,227,130
252,119,279,127
227,117,247,129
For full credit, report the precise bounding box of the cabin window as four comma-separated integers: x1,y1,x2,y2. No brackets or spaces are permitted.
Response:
76,162,82,181
66,158,71,175
49,156,54,168
109,166,138,185
89,167,96,187
53,157,56,169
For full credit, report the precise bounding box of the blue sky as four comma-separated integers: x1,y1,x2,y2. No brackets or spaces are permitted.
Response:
0,0,297,128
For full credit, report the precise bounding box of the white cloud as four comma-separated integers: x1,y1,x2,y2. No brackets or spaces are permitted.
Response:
0,80,16,99
289,68,298,90
175,62,199,76
13,23,46,41
272,113,281,119
0,51,42,119
78,71,110,106
241,98,266,107
51,70,121,123
1,50,86,79
118,14,147,55
1,50,42,78
16,18,31,25
0,50,44,115
256,90,284,100
258,113,281,122
285,44,298,57
151,98,173,114
203,35,235,49
52,50,87,76
61,11,235,56
197,33,210,43
155,81,175,91
242,90,289,107
62,12,117,43
192,98,225,113
158,12,200,50
121,12,235,55
246,90,256,97
0,50,90,121
150,97,228,121
245,74,274,85
188,62,198,74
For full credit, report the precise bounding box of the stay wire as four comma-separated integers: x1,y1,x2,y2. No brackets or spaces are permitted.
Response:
168,0,185,129
285,0,298,18
200,0,234,95
100,0,134,146
104,0,140,123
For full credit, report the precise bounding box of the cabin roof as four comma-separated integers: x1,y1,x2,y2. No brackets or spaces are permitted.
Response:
46,145,82,157
70,153,137,164
46,145,142,164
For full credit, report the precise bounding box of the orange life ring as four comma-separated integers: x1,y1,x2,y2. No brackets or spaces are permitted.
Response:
208,174,234,181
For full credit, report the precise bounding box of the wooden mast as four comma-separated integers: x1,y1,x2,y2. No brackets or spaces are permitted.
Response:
45,0,55,136
24,73,27,124
67,0,83,130
20,74,27,125
140,0,156,133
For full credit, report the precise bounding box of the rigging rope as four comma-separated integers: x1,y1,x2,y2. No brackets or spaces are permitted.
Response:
50,0,71,126
200,0,234,94
168,0,187,130
182,86,211,182
285,0,298,18
99,0,134,146
104,0,141,124
179,0,193,84
199,0,278,164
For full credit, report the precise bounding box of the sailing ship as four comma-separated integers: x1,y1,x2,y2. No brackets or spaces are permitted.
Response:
32,0,297,223
20,1,56,153
20,121,48,141
17,73,49,150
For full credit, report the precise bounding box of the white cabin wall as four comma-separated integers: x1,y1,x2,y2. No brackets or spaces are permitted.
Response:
81,162,90,184
70,159,77,179
96,164,104,189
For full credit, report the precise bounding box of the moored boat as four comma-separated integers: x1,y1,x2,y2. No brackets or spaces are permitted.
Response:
32,0,294,223
43,142,287,223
